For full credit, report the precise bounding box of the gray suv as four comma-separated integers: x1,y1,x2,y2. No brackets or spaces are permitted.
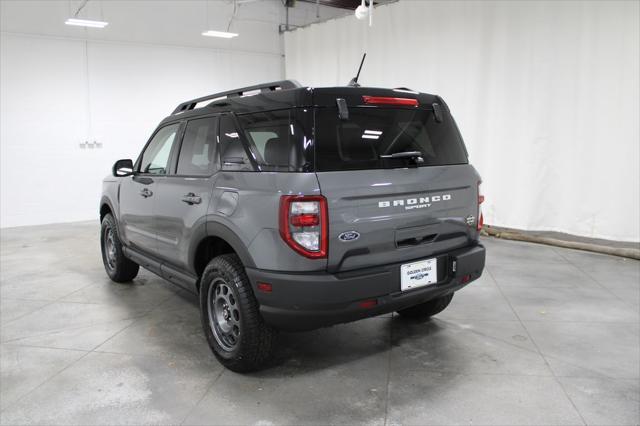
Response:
100,80,486,372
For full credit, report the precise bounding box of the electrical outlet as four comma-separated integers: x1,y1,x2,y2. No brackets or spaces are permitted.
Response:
79,140,103,149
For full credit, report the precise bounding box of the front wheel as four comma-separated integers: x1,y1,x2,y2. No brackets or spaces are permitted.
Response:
199,254,276,372
100,213,139,283
396,293,454,319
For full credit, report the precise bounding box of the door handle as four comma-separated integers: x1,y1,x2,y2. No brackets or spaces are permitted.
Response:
181,193,202,205
140,188,153,198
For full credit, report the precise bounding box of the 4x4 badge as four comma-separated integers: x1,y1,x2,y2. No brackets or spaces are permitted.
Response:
338,231,360,242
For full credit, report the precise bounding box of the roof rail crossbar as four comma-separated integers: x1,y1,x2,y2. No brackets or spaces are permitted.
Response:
171,80,302,114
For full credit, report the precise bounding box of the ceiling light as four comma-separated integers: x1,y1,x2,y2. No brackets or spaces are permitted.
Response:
65,18,109,28
202,30,239,39
355,0,373,26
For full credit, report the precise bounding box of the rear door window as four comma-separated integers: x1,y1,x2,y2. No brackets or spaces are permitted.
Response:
176,117,217,176
314,107,468,171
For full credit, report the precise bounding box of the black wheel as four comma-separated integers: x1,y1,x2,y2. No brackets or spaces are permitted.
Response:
396,293,454,319
100,213,139,283
199,254,275,372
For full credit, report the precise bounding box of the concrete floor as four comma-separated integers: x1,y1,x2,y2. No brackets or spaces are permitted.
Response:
0,222,638,426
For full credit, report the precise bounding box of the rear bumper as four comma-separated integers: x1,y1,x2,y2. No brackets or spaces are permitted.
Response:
245,244,485,331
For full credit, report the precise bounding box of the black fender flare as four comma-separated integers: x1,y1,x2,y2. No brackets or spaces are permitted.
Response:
99,195,127,242
188,219,256,274
99,196,116,218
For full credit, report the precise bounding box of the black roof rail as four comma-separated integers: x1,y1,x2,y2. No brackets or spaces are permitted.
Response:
171,80,302,115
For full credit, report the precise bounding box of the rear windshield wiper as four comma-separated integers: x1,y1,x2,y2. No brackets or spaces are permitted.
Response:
380,151,424,163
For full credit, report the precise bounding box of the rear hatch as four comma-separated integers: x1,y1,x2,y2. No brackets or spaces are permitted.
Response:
313,88,481,273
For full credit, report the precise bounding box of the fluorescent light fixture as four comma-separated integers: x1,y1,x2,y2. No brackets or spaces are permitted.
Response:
393,88,419,94
202,30,239,38
65,18,109,28
363,129,382,139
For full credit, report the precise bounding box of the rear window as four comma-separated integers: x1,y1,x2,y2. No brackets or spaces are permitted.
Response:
314,107,468,171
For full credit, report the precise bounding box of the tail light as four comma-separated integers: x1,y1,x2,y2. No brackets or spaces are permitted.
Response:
362,96,419,107
279,195,328,259
477,181,484,231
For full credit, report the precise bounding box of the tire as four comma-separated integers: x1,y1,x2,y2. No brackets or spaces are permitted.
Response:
396,293,454,319
100,213,139,283
199,254,276,372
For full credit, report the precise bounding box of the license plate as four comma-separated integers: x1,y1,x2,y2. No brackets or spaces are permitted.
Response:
401,258,437,291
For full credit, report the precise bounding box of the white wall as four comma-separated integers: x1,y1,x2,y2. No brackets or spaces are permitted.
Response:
284,0,640,242
0,0,345,228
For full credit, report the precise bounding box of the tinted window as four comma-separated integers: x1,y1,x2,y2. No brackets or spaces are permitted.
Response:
236,109,312,172
219,116,252,171
176,117,217,176
139,124,180,174
315,107,468,171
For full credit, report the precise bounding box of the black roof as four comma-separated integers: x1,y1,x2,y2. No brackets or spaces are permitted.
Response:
160,80,442,126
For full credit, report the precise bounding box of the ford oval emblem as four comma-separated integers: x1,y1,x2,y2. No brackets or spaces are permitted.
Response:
338,231,360,242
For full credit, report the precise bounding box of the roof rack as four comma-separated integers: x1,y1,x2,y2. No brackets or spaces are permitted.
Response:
171,80,302,115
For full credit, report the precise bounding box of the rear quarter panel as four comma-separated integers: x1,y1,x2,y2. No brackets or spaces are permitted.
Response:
211,172,325,272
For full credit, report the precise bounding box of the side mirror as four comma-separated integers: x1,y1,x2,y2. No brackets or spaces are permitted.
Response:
113,159,134,177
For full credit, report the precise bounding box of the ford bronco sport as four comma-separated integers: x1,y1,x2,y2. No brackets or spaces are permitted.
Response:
100,80,486,372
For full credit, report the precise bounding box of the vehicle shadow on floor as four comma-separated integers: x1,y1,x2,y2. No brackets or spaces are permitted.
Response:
152,279,450,376
260,316,447,376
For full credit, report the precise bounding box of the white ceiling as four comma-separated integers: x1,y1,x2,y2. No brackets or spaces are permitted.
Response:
0,0,348,54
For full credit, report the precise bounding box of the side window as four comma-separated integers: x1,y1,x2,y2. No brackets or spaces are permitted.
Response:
235,109,311,172
139,124,180,174
176,117,218,176
219,116,252,171
247,130,278,158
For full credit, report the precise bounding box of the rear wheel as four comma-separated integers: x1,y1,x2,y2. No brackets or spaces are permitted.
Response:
199,254,275,372
100,213,139,283
396,293,453,319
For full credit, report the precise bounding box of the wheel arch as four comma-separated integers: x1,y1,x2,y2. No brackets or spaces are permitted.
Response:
190,221,256,290
100,196,117,221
